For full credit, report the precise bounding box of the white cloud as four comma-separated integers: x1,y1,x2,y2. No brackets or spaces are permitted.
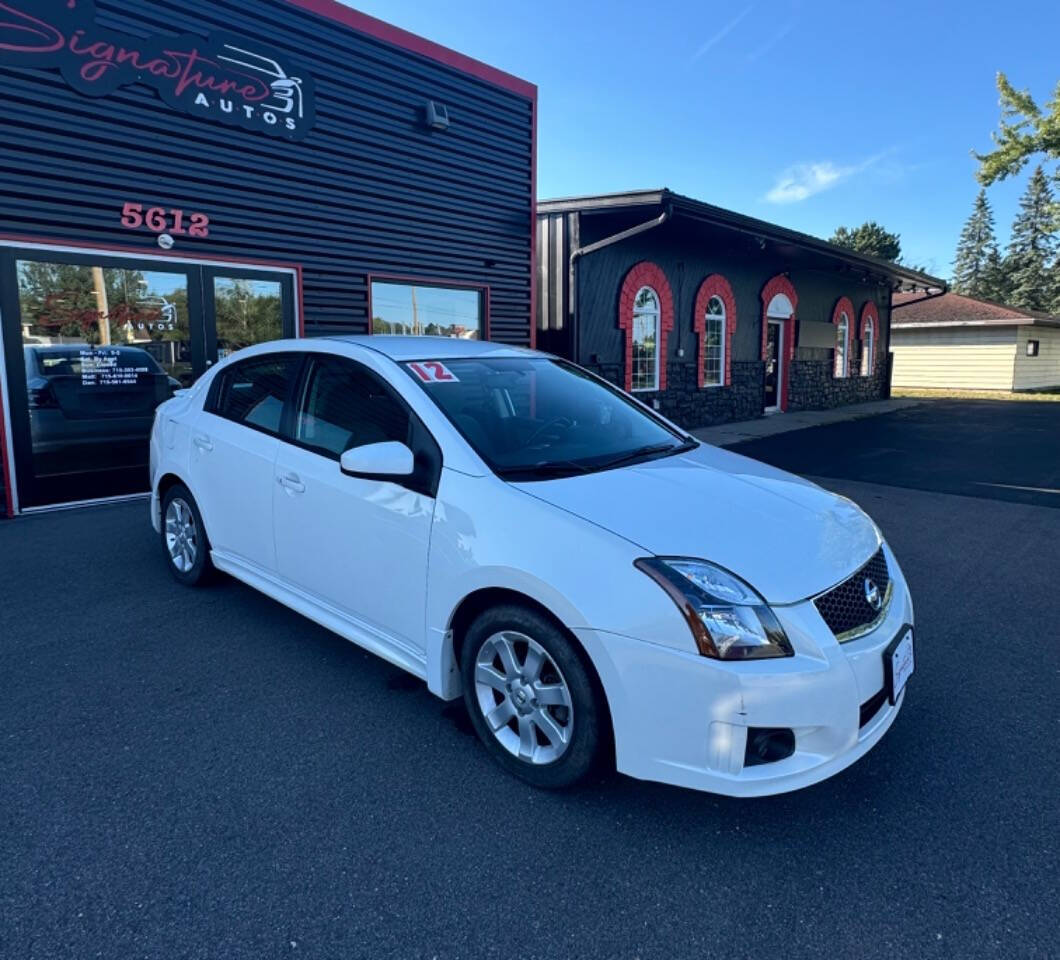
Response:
763,151,895,204
764,162,851,204
690,6,754,62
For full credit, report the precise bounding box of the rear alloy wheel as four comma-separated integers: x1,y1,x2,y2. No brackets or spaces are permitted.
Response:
461,605,604,789
161,484,213,586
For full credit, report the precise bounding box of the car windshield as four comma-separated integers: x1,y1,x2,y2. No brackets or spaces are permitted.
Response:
404,356,694,479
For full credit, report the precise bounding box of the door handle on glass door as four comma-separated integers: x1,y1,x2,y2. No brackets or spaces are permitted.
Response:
192,434,213,451
278,472,305,494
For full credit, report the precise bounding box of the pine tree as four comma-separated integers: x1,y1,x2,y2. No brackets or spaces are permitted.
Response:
952,190,1002,298
983,247,1010,303
1005,166,1057,311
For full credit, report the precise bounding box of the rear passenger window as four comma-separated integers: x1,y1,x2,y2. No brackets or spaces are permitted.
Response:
213,355,296,434
294,356,410,457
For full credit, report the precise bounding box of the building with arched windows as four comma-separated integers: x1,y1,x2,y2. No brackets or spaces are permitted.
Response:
536,189,945,429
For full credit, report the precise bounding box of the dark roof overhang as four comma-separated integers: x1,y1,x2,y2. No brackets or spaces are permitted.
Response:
538,189,948,293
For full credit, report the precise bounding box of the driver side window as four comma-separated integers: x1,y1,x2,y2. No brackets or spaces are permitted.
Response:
293,356,410,458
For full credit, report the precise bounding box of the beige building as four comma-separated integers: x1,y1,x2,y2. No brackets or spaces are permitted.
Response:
890,292,1060,391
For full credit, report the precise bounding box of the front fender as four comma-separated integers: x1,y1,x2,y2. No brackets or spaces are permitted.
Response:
423,469,695,699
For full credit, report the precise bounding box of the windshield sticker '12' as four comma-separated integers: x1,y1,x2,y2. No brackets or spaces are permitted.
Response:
408,361,459,383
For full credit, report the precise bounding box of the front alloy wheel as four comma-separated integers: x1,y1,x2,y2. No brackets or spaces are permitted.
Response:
474,631,574,764
461,604,605,789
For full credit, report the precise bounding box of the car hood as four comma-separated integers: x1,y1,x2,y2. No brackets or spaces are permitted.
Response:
512,443,880,605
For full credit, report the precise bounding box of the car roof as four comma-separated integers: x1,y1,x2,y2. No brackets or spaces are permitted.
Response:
324,335,539,361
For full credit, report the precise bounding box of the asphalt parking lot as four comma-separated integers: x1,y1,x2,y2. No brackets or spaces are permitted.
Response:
2,401,1058,959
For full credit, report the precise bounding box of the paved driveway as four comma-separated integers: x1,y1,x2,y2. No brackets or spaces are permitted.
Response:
2,403,1058,959
729,399,1060,508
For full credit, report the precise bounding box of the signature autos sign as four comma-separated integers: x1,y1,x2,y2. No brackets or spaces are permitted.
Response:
0,0,315,140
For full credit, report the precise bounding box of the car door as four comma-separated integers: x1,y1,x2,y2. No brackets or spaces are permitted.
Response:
190,352,299,570
272,353,440,655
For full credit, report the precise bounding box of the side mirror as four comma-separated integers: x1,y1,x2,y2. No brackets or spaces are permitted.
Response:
340,441,415,479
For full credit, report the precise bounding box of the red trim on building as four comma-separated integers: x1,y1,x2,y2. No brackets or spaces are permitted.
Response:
831,296,855,377
618,262,674,393
760,274,798,412
366,273,491,340
295,264,306,338
528,93,538,351
0,392,13,518
692,274,737,388
283,0,537,99
0,233,303,273
859,301,879,375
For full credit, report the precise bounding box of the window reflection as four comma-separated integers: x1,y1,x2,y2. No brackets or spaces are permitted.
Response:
214,277,284,359
16,259,190,483
371,281,482,338
17,261,193,385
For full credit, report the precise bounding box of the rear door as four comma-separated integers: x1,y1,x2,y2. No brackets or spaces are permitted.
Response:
190,352,300,571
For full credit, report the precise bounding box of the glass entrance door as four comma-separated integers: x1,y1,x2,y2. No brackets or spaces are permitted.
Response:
763,320,783,411
0,249,296,509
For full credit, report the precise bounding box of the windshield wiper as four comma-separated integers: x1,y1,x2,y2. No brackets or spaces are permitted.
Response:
596,439,697,471
496,459,593,480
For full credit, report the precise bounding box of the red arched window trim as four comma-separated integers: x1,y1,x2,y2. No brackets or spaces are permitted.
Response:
831,296,855,378
859,301,879,375
693,274,737,388
759,274,798,411
618,261,674,392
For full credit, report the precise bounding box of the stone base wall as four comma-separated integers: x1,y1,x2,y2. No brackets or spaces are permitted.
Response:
585,359,765,430
583,356,889,428
787,360,887,411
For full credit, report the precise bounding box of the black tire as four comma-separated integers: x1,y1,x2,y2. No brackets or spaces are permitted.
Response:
160,483,214,587
461,604,604,789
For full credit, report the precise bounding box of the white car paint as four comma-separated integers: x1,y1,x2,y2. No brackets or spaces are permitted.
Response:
150,336,913,796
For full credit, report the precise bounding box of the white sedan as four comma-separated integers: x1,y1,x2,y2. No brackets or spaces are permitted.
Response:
149,337,914,796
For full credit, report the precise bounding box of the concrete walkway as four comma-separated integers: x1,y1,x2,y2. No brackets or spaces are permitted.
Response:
690,397,920,446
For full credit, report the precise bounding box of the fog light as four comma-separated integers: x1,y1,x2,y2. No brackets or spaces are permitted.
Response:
743,727,795,767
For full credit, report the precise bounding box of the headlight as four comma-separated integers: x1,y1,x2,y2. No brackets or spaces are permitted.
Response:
635,557,794,660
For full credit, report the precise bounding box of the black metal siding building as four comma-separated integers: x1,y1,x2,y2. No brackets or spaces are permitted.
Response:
0,0,535,514
537,191,944,430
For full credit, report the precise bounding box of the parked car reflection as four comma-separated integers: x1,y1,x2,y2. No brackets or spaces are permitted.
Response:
24,344,179,476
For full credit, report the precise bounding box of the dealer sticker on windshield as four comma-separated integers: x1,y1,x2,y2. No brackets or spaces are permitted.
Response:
407,361,459,383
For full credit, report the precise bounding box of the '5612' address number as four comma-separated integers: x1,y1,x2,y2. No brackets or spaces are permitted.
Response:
120,202,209,238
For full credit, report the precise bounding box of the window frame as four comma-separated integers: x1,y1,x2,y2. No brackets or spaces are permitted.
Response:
835,313,849,378
861,316,875,375
282,352,443,497
630,284,661,393
367,274,489,340
832,297,855,379
205,351,302,440
703,297,726,388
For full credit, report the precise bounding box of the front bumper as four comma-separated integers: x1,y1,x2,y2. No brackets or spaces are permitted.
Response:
575,543,914,797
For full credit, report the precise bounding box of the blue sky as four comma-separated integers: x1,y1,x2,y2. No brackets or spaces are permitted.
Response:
350,0,1060,278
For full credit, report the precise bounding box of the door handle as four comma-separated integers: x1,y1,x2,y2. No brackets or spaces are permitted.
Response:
277,472,305,494
192,434,213,452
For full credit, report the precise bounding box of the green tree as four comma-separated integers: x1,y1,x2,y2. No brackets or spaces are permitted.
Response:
975,73,1060,185
952,190,1005,299
829,222,902,262
214,278,282,351
1004,166,1057,312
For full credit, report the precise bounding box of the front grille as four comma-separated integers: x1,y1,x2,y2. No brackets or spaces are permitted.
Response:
814,547,890,640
